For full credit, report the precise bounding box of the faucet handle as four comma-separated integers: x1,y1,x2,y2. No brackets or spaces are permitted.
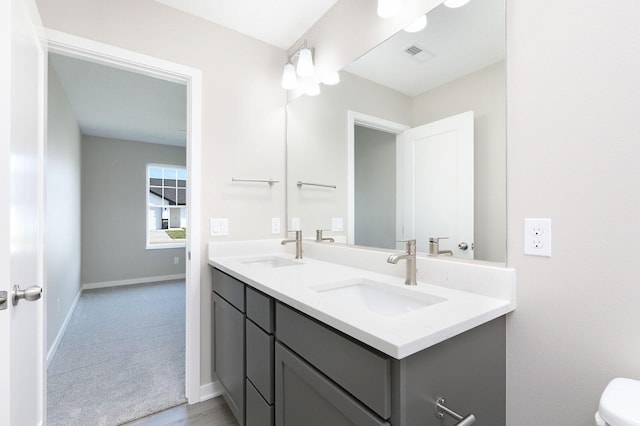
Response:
316,229,330,240
396,239,416,253
429,237,449,243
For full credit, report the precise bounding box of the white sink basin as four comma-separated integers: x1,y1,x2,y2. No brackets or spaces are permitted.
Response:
240,256,301,268
312,278,446,317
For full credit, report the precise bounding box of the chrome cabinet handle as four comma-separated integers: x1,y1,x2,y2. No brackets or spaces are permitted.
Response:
12,285,42,306
435,397,476,426
0,291,7,310
458,242,469,250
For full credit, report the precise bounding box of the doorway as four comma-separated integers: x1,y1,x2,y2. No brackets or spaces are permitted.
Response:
45,29,202,417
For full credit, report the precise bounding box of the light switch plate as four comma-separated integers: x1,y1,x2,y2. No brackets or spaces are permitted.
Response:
211,218,229,236
331,217,344,232
524,218,551,256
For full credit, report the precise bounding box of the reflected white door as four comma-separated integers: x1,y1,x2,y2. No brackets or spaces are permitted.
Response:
402,111,474,259
0,0,46,424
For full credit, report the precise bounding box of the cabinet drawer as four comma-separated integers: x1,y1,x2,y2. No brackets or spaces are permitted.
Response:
246,286,274,333
246,379,274,426
275,303,391,419
246,319,274,403
213,268,245,311
275,342,389,426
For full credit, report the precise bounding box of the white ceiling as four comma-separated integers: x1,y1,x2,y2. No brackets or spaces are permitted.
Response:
50,53,187,147
152,0,338,50
345,0,505,97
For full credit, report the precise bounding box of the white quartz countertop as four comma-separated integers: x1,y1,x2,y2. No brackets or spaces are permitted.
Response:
209,245,515,359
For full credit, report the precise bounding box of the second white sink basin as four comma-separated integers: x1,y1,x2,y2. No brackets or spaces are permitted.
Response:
312,278,446,317
241,256,301,268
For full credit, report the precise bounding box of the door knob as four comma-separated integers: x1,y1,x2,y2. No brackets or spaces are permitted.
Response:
12,285,42,306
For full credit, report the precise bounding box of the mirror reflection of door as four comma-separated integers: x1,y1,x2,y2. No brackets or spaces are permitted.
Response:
352,111,474,258
402,111,474,259
354,125,397,249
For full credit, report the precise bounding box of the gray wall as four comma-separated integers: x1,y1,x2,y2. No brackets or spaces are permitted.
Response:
354,126,396,249
506,1,640,424
81,135,186,285
46,63,82,353
412,62,506,262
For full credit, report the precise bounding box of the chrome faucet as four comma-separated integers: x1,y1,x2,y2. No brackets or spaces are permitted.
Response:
429,237,453,256
387,239,417,286
315,229,335,243
281,230,303,259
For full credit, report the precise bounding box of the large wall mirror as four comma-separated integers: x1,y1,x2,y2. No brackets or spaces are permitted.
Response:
286,0,505,263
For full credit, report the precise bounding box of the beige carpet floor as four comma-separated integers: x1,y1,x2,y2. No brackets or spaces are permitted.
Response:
47,280,187,425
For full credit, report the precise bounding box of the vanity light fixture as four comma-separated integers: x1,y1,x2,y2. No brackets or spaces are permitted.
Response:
443,0,471,8
281,40,317,91
281,62,298,90
322,71,340,85
377,0,402,18
296,46,314,76
404,14,427,32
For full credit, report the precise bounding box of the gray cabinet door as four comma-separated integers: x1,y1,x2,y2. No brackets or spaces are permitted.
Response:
275,342,389,426
246,379,274,426
213,293,245,425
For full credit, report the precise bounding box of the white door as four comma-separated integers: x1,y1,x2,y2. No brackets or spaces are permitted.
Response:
0,0,46,424
401,111,474,259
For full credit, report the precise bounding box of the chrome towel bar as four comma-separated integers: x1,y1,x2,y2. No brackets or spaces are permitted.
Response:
296,181,336,189
435,397,476,426
231,177,279,185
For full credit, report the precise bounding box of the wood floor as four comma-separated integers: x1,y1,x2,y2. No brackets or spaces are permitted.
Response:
123,396,239,426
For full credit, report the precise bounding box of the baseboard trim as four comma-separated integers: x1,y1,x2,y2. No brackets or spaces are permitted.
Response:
82,274,186,290
199,381,224,402
47,288,82,369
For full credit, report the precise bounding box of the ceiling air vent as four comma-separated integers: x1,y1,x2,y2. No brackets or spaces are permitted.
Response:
403,44,435,64
405,45,423,56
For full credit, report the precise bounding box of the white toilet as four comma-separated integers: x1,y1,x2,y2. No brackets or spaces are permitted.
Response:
595,378,640,426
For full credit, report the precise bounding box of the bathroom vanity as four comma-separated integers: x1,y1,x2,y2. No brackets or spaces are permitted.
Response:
209,241,515,426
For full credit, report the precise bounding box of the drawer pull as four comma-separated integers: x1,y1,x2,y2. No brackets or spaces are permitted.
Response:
435,397,476,426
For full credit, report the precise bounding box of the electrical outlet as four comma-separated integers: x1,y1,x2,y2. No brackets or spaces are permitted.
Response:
271,218,281,234
524,218,552,256
291,217,300,231
331,217,343,232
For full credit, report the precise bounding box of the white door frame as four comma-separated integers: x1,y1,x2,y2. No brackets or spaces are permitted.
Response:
46,29,203,404
347,111,409,245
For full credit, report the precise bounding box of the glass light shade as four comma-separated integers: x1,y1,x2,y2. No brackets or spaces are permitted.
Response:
304,80,321,96
322,71,340,85
281,63,298,90
377,0,402,18
404,15,427,33
296,48,314,76
443,0,471,8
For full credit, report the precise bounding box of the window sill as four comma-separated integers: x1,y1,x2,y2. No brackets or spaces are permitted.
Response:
146,242,186,250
